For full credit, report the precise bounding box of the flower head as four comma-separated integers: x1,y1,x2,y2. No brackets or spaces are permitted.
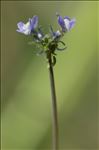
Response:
57,13,76,32
50,25,61,39
16,13,76,62
16,15,38,35
54,30,61,38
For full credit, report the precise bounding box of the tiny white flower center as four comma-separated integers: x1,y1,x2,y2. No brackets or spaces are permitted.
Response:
38,33,42,39
56,30,61,36
23,22,30,30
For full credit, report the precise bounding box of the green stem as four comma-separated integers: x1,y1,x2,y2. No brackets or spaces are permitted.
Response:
48,54,59,150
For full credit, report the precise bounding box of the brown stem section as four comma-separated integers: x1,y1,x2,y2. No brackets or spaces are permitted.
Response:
48,55,59,150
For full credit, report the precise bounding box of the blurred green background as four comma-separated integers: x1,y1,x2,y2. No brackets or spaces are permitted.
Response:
1,1,98,150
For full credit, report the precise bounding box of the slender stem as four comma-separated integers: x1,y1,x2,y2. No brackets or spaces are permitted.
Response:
48,55,59,150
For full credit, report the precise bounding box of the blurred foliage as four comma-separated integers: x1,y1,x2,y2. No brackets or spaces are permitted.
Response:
1,1,99,150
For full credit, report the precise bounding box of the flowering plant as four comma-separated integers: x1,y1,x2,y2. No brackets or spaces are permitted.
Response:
17,13,75,65
17,13,76,150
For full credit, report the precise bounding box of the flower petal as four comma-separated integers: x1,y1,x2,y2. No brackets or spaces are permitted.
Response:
17,22,24,30
69,18,76,30
64,18,70,31
23,22,30,30
64,16,70,20
16,29,23,33
30,15,38,30
58,15,65,29
23,29,31,35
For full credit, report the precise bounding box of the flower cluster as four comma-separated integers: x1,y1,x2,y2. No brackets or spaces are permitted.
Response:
17,13,76,65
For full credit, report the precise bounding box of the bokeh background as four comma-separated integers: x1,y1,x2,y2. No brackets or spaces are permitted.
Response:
1,1,99,150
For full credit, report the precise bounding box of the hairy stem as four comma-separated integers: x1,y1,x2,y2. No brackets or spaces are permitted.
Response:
48,55,59,150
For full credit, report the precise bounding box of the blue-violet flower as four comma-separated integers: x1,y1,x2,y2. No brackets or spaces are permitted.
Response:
16,15,38,35
57,14,76,32
16,13,76,62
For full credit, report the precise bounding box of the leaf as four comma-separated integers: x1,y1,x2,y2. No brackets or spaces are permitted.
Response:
57,41,67,51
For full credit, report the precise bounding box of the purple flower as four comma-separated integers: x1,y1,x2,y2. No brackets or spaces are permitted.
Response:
57,13,76,32
54,30,61,37
50,25,61,39
16,16,38,35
